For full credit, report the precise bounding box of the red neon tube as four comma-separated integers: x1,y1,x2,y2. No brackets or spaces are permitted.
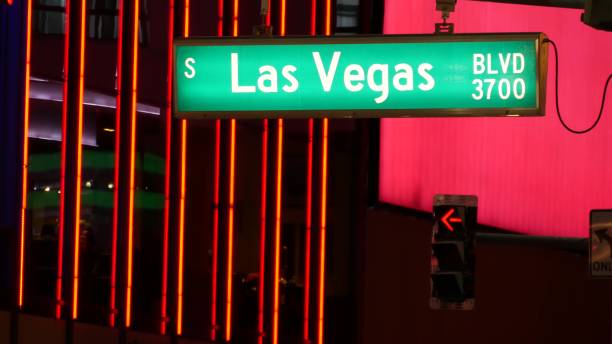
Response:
71,0,87,320
257,119,268,344
160,0,174,335
304,0,317,337
303,118,314,340
211,0,223,339
55,0,71,320
176,0,190,335
18,0,33,310
109,0,125,327
211,119,221,341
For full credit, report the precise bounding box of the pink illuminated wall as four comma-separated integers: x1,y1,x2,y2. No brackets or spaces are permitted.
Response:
380,1,612,237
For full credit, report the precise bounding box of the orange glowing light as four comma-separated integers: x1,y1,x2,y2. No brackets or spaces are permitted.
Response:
225,0,239,339
232,0,238,37
272,119,284,344
176,120,187,335
317,118,328,344
176,0,189,335
280,0,286,36
18,0,33,310
71,0,87,320
225,119,237,342
125,0,140,327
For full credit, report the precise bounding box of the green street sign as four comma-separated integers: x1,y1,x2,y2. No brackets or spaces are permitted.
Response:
173,33,547,119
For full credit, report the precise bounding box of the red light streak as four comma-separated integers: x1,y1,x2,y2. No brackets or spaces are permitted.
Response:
109,0,124,327
211,119,221,341
18,0,33,310
304,0,317,336
257,119,268,344
211,0,223,338
265,0,271,26
55,0,71,319
225,119,237,342
310,0,317,36
217,0,224,36
72,0,87,320
160,0,174,335
176,0,189,335
303,118,314,340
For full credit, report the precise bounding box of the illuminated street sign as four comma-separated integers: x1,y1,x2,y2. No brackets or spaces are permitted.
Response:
590,210,612,277
431,194,477,310
174,33,547,119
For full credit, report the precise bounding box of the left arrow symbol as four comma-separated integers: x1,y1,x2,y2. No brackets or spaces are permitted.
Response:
441,208,462,232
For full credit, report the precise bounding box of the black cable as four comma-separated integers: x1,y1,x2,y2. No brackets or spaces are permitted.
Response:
544,38,612,134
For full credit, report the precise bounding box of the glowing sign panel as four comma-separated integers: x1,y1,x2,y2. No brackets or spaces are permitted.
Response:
590,210,612,277
174,34,547,119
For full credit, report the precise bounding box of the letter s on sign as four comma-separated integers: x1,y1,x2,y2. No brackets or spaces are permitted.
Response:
184,58,196,79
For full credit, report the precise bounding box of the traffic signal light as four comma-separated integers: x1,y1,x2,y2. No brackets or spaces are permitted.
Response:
2,0,14,5
430,194,477,310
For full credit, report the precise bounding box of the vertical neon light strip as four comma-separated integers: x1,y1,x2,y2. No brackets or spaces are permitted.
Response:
257,118,268,344
225,0,239,340
304,0,316,337
18,0,33,310
71,0,87,320
210,119,221,341
225,119,236,342
210,0,223,339
257,1,272,343
124,0,140,327
271,118,284,344
176,0,189,334
317,118,328,344
303,119,313,340
56,0,71,320
160,0,174,335
110,0,124,327
271,2,287,343
317,1,331,342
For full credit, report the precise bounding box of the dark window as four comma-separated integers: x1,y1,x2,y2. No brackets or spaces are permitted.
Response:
34,0,150,44
36,0,66,35
336,0,360,34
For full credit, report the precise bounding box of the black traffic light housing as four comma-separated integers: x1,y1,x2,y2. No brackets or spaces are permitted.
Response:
430,194,477,310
